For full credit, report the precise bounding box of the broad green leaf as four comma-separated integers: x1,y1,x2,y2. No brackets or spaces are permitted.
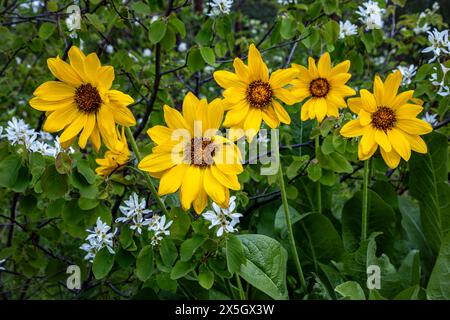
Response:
77,159,96,184
169,15,186,38
237,234,288,300
198,265,214,290
159,238,178,267
0,154,21,188
85,13,105,32
156,272,177,292
199,47,215,65
92,247,115,279
149,20,167,44
170,260,195,280
226,234,246,274
318,151,353,173
136,245,154,281
280,15,297,40
180,235,206,261
187,48,205,72
38,22,56,40
427,232,450,299
41,165,69,199
335,281,365,300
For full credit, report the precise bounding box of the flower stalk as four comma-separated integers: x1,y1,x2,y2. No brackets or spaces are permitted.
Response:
315,134,322,214
361,159,371,241
273,131,307,290
125,127,169,217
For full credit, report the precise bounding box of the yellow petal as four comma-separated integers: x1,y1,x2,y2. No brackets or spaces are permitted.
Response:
348,97,362,114
211,164,240,190
193,187,208,214
97,104,118,148
329,73,352,86
180,165,202,211
308,57,319,78
381,148,401,169
272,100,291,124
387,128,411,160
90,124,101,151
138,152,176,172
109,103,136,126
391,91,414,109
269,68,298,89
292,64,312,82
374,129,392,152
29,97,74,111
47,57,82,87
340,119,365,137
359,109,372,126
318,52,331,78
108,90,134,106
314,97,328,123
300,99,310,121
33,81,75,101
164,104,189,130
244,108,262,142
208,98,224,130
358,142,378,161
233,57,249,80
248,43,268,82
360,89,377,112
147,125,172,145
274,88,297,105
373,75,384,105
223,87,247,103
383,70,402,106
403,134,427,153
83,53,101,85
98,66,114,90
223,100,250,127
395,104,423,119
361,127,376,154
213,70,243,89
158,164,189,196
43,105,78,132
78,114,96,149
396,118,433,135
68,46,87,80
204,168,227,207
60,113,87,143
330,60,350,76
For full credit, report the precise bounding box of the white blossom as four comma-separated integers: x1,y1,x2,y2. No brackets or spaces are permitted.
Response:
422,113,438,126
397,64,417,86
178,42,187,52
4,117,37,148
143,48,152,57
29,140,53,155
356,1,385,30
0,259,5,271
105,45,114,54
429,63,450,97
421,29,450,62
117,193,151,223
81,218,116,262
207,0,233,17
413,22,430,35
277,0,297,5
203,196,243,237
149,215,173,246
432,2,440,11
339,20,358,39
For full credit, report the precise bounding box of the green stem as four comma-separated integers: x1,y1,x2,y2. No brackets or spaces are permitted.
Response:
125,127,170,217
361,159,371,241
315,135,322,214
235,274,246,300
274,132,307,290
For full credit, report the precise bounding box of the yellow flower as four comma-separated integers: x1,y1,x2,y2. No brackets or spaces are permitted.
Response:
29,46,136,150
213,44,298,141
291,52,356,123
95,127,130,177
340,70,433,169
138,92,243,214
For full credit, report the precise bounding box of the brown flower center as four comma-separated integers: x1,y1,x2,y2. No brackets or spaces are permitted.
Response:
371,107,396,131
185,137,216,167
247,80,273,109
309,78,330,97
74,83,102,113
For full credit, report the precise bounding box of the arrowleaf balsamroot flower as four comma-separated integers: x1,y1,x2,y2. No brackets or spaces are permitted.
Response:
291,52,356,123
95,127,130,177
29,46,136,150
340,70,433,169
138,92,243,214
213,44,298,141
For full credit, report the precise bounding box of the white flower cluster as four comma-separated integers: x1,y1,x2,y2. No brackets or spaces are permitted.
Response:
203,196,243,237
0,259,6,271
429,63,450,97
356,1,385,30
422,113,438,126
80,218,116,262
413,1,440,34
277,0,297,5
397,65,417,86
1,117,74,157
339,20,358,39
115,193,173,246
207,0,233,17
422,29,450,63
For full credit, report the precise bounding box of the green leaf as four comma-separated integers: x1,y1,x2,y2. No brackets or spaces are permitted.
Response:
318,151,353,173
409,132,449,255
199,47,215,65
342,190,396,252
187,48,205,72
149,20,167,44
119,225,134,250
38,22,56,40
77,159,96,184
170,260,195,280
131,1,151,15
156,272,178,292
274,205,309,235
198,265,214,289
226,234,246,274
280,15,297,40
0,154,21,188
159,238,178,267
307,163,322,182
168,208,191,240
136,245,154,281
46,199,65,218
41,165,69,199
169,15,186,38
85,13,105,32
55,152,72,174
427,232,450,299
92,247,115,279
180,235,206,262
335,281,365,300
194,20,213,45
237,234,288,300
